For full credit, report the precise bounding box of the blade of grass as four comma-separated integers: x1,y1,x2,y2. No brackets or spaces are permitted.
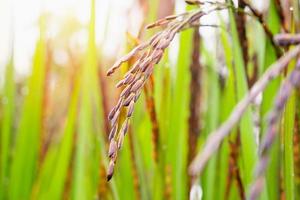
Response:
155,64,172,200
167,7,192,199
228,4,258,189
114,137,136,199
72,0,102,198
200,42,220,200
30,143,59,199
217,18,238,200
281,8,298,200
145,1,167,199
281,57,297,200
132,97,154,199
260,1,282,199
34,71,80,199
282,79,296,200
8,17,46,200
0,54,15,200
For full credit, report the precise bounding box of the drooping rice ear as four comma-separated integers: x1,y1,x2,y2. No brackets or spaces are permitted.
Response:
106,6,219,181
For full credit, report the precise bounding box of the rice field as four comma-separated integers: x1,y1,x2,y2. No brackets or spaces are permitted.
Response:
0,0,300,199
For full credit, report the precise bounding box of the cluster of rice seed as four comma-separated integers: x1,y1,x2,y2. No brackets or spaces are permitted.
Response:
106,3,227,181
249,60,300,200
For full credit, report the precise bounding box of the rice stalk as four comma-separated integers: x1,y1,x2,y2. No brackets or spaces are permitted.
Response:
293,112,300,185
39,42,52,165
99,65,111,136
144,76,160,162
248,59,300,200
274,0,288,32
188,28,202,187
98,164,109,198
225,133,245,200
235,0,249,84
128,127,141,200
274,33,300,46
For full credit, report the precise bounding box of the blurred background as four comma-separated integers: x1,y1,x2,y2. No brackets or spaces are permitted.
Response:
0,0,298,200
